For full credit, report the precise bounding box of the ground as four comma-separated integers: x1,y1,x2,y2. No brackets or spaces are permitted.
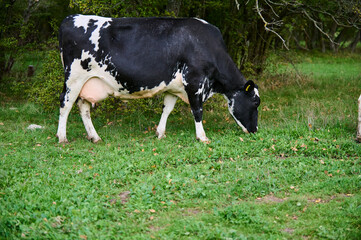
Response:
0,51,360,239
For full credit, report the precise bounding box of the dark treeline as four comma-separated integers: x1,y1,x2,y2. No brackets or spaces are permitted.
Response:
0,0,360,81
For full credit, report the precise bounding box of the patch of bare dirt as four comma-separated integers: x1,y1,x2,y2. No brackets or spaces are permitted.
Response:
182,208,202,216
282,228,295,234
308,193,353,204
255,194,287,203
109,191,131,205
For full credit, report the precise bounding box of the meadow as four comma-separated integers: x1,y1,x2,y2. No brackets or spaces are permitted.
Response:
0,51,361,239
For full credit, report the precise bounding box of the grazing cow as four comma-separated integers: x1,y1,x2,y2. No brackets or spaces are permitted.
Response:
357,95,361,143
56,15,260,143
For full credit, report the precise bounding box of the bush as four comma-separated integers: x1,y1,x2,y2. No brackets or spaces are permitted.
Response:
27,49,63,112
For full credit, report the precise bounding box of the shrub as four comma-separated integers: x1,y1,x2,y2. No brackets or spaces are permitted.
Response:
27,49,64,112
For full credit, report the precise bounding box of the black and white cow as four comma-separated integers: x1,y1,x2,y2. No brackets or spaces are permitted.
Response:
56,14,260,143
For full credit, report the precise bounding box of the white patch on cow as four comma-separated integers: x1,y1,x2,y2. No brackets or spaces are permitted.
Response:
90,17,111,51
195,78,213,102
156,94,178,139
73,15,90,33
195,121,209,142
225,96,248,134
73,15,112,51
166,68,189,103
194,18,209,24
178,63,189,86
357,94,361,142
254,88,260,98
60,51,64,67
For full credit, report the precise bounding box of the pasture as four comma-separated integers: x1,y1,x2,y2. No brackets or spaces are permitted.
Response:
1,52,361,239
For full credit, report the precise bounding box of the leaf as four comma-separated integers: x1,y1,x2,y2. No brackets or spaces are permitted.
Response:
149,209,156,213
300,143,307,148
262,106,270,111
80,235,87,240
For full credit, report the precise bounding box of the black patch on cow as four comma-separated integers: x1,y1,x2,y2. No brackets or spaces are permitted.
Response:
81,58,91,71
59,83,68,108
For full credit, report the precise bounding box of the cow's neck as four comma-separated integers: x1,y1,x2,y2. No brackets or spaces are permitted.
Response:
213,54,247,94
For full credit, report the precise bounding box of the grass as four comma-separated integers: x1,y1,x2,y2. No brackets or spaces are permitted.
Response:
1,51,361,239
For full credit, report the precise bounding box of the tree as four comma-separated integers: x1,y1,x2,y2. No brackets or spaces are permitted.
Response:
0,0,73,81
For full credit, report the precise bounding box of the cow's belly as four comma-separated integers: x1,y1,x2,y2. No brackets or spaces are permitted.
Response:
79,71,189,104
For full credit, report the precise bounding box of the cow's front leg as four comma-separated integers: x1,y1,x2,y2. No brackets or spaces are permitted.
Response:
188,94,209,142
185,73,210,143
194,118,209,143
156,94,178,139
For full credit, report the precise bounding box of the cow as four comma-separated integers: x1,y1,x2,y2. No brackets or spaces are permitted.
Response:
357,94,361,143
56,14,260,143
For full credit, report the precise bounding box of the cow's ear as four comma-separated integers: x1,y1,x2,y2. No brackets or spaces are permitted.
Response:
244,80,255,93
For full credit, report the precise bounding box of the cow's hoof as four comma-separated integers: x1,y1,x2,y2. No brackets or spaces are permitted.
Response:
157,133,166,139
92,138,102,143
87,135,102,143
156,129,166,139
197,137,210,144
356,136,361,143
58,139,69,144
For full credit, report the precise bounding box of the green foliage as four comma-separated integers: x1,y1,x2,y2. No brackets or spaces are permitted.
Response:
27,49,64,112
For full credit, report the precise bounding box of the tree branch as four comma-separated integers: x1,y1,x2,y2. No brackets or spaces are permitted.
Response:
255,0,289,50
302,10,339,45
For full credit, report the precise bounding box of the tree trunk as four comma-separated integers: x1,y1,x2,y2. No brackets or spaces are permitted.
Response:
166,0,181,16
329,22,338,52
349,30,360,53
0,49,5,81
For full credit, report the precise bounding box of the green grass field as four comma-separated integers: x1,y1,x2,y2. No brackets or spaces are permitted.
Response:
1,52,361,239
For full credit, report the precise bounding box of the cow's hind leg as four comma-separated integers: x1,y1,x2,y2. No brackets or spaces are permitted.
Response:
56,80,85,143
156,94,178,139
77,99,102,143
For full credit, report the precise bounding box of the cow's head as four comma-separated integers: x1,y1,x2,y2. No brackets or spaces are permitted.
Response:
225,80,260,133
